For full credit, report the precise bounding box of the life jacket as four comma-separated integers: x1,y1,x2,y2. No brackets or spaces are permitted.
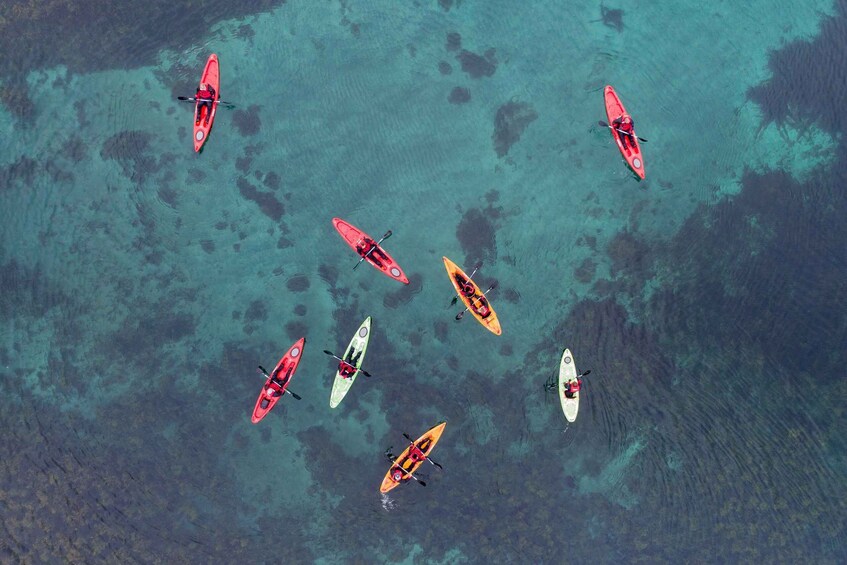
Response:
338,362,355,377
391,467,405,482
357,237,378,256
197,88,215,100
619,117,634,132
461,283,475,297
472,295,491,317
408,445,425,462
568,379,581,393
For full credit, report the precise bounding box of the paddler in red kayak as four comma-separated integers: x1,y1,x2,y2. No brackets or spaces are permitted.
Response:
195,82,217,126
356,237,390,268
264,363,295,397
612,114,636,150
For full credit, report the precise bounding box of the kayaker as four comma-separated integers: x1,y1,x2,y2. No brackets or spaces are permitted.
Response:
454,273,475,297
612,114,636,150
407,443,426,463
195,82,217,126
356,237,387,268
384,450,411,485
564,377,582,398
338,350,362,379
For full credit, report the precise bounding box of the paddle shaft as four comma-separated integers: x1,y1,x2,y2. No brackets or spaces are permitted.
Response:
353,231,392,270
599,120,647,142
177,96,235,108
546,369,590,391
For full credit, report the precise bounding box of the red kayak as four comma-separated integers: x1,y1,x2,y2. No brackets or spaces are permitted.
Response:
251,337,305,424
193,54,220,152
604,85,645,180
332,218,409,284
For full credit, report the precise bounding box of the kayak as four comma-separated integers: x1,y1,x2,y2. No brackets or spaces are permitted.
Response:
558,348,579,422
329,316,372,408
380,421,447,494
442,256,501,336
604,85,645,180
332,218,409,284
251,337,305,424
193,54,220,153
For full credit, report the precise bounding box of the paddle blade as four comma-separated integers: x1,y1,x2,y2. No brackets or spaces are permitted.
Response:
288,390,302,400
455,311,465,321
257,365,269,377
323,350,334,356
433,461,443,470
417,480,426,487
580,369,591,377
598,120,610,128
383,230,393,239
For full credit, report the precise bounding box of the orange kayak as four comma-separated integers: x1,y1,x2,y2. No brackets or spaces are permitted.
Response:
193,54,220,152
604,85,645,180
380,422,447,493
443,256,501,335
251,337,305,424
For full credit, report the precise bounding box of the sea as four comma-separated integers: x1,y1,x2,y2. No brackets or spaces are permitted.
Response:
1,0,845,563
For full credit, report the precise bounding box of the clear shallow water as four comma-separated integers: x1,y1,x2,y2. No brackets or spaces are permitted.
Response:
1,0,846,562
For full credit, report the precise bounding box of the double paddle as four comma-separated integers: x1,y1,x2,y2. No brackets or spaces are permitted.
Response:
353,230,392,270
323,350,373,378
177,96,236,109
257,365,302,400
598,120,648,143
544,369,592,392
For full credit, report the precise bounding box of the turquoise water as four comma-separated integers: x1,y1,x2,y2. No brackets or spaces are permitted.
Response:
1,0,846,562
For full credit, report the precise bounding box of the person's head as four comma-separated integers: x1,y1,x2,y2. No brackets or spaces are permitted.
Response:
622,116,632,125
199,82,208,90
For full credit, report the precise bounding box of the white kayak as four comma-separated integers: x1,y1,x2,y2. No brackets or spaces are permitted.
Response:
558,348,579,422
329,316,372,408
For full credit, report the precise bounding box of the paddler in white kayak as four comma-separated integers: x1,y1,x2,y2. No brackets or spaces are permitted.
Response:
563,375,583,398
545,369,591,396
337,349,363,379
